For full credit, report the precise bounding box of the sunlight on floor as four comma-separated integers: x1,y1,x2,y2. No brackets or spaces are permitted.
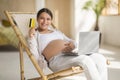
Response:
110,61,120,69
99,48,115,55
100,44,120,70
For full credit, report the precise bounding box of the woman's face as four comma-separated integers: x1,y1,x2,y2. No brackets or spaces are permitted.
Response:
37,12,52,31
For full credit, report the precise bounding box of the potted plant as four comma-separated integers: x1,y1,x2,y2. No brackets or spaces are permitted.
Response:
82,0,106,31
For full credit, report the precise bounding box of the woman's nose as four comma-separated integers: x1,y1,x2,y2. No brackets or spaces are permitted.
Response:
43,19,47,24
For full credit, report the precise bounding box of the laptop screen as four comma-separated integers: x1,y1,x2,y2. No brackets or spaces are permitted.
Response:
78,31,100,55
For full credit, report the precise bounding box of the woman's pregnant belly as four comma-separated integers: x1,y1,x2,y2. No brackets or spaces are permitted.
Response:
42,39,67,61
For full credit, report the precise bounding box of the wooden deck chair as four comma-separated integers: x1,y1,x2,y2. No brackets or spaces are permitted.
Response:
4,11,84,80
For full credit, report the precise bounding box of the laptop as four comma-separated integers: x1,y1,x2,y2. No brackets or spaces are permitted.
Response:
78,31,100,55
63,31,100,56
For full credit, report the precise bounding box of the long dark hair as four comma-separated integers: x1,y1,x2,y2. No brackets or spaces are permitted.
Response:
37,8,53,20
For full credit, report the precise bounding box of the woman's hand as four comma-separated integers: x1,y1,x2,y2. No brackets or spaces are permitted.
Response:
29,28,36,38
63,41,75,52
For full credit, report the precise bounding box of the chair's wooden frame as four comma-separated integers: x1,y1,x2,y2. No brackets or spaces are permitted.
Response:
4,11,84,80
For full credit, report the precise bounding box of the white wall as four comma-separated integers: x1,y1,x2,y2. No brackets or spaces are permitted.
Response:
74,0,96,42
35,0,45,11
99,16,120,47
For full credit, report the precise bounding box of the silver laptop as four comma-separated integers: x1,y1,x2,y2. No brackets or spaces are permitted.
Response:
78,31,100,55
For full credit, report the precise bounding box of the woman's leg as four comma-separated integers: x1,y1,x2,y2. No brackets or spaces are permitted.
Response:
89,53,108,80
49,54,101,80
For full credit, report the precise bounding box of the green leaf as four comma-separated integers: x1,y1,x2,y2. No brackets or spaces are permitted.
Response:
82,0,93,10
82,0,106,16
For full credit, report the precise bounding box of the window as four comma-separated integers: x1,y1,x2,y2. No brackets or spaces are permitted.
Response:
102,0,120,15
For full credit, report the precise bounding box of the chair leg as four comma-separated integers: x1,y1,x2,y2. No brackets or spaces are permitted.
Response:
19,42,25,80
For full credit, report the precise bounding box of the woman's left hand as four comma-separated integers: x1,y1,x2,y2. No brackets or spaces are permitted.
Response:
63,41,75,52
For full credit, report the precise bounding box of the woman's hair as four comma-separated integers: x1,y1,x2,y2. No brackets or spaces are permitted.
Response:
37,8,53,20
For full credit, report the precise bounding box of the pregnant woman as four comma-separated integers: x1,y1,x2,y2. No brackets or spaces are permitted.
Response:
28,8,108,80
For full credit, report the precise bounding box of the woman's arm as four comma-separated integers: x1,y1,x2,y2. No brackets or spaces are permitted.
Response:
27,28,47,69
28,28,39,60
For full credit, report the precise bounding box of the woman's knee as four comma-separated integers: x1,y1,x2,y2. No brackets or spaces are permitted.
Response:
90,53,107,65
78,55,95,68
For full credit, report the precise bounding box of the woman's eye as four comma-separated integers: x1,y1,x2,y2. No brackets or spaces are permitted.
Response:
39,17,51,21
47,18,51,21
